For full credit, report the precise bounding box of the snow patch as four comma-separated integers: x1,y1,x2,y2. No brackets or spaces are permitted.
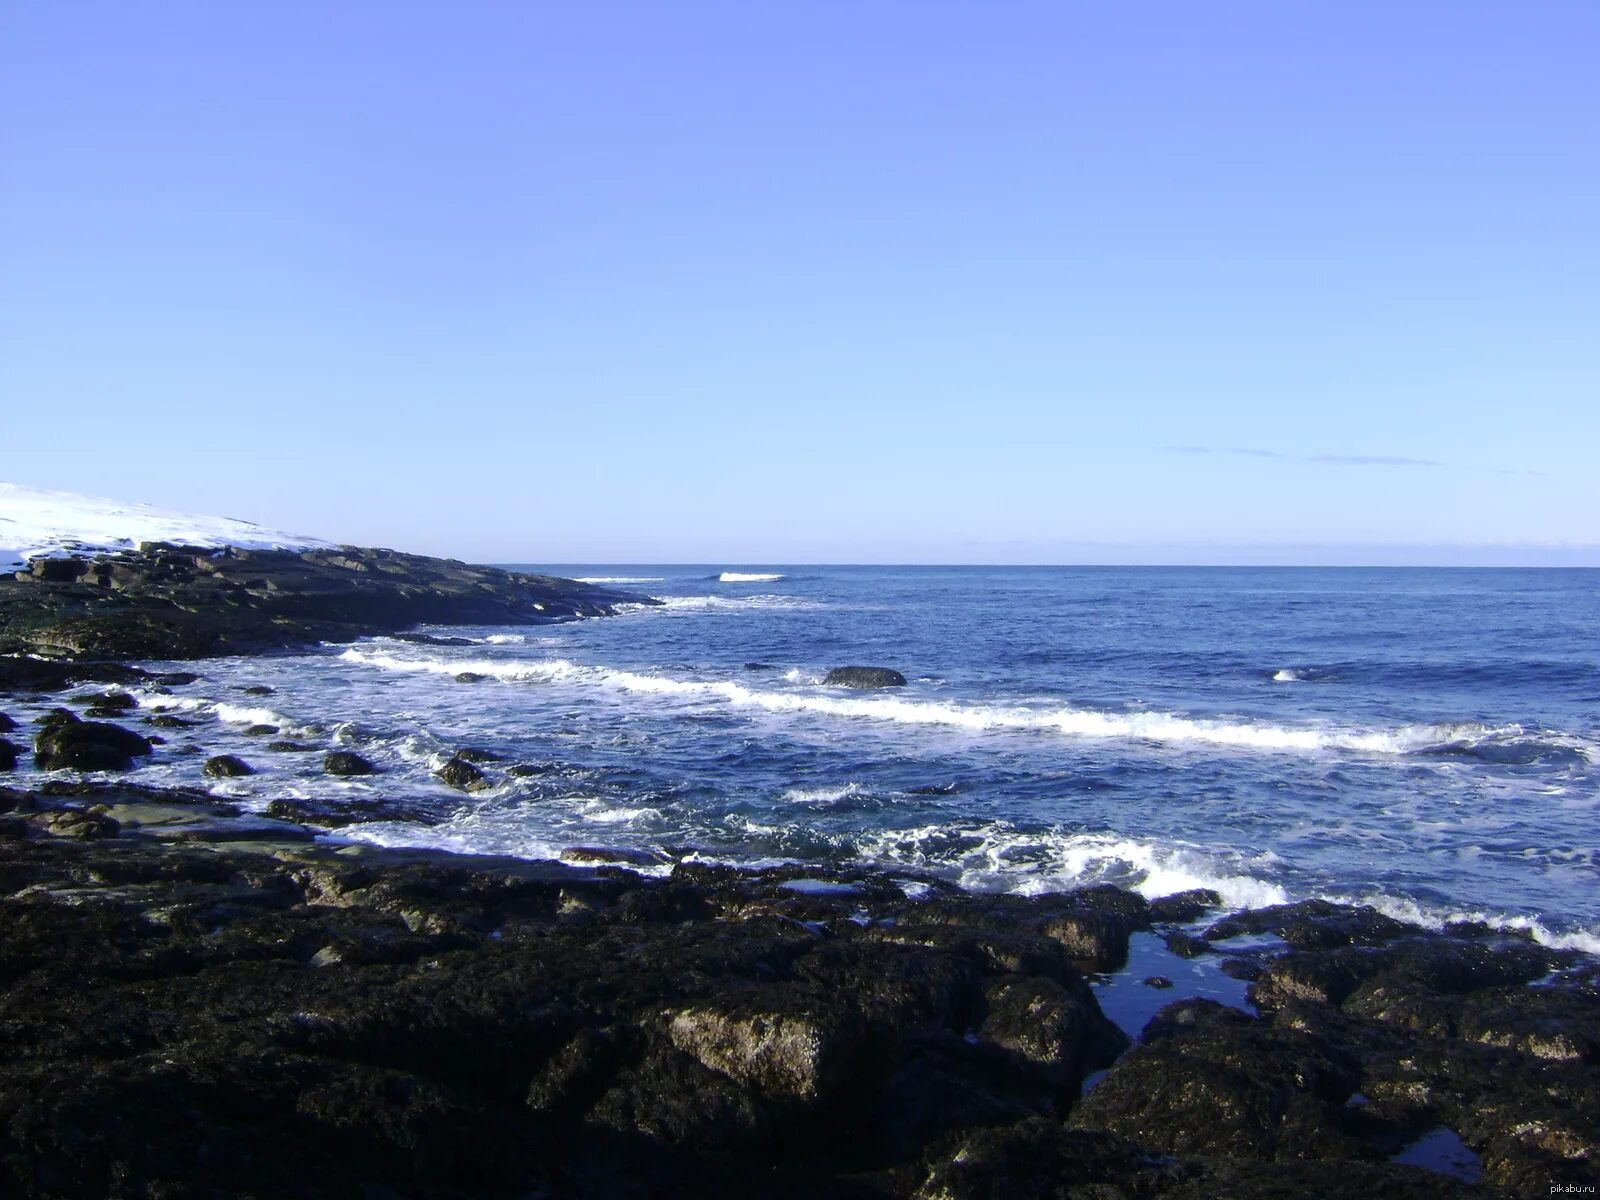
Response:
0,482,333,568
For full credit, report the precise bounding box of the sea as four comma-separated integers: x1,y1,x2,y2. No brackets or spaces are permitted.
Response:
31,565,1600,953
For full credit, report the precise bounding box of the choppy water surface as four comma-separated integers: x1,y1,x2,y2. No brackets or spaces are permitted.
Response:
27,566,1600,950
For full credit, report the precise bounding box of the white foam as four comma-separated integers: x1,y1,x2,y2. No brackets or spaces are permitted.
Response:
145,693,299,731
781,782,866,805
480,634,528,644
1273,668,1301,682
719,572,784,582
852,824,1292,910
574,576,665,584
618,594,814,614
1333,892,1600,956
335,648,1546,759
0,482,331,568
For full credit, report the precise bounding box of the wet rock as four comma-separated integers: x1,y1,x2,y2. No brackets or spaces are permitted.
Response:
454,746,502,763
34,718,154,771
454,672,487,684
0,712,15,732
1073,998,1366,1161
39,807,121,840
1206,899,1414,949
823,666,908,689
240,684,275,695
1165,930,1212,958
81,690,139,712
1143,975,1174,988
145,714,198,728
978,973,1128,1083
561,846,659,867
435,755,492,793
0,656,152,691
265,797,430,828
665,989,872,1103
1149,887,1223,924
242,724,279,736
919,1119,1177,1200
266,740,316,752
1158,1159,1486,1199
203,754,255,778
1039,903,1145,971
0,738,17,771
323,750,378,776
394,633,476,646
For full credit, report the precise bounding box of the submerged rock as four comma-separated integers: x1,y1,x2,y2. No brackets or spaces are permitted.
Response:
823,666,908,689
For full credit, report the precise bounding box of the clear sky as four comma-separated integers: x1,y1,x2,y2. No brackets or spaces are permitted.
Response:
2,2,1596,564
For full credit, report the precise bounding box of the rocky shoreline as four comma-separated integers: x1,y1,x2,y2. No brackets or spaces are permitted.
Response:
0,548,1595,1198
1,542,654,660
0,768,1595,1196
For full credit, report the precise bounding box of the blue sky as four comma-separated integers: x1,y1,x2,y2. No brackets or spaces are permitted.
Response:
2,2,1595,564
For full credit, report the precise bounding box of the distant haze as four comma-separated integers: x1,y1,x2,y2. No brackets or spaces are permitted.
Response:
2,3,1595,565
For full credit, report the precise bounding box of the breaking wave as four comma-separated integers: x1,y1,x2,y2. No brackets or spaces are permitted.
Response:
335,648,1589,762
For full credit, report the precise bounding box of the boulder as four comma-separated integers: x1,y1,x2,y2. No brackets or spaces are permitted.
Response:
0,738,18,771
0,712,15,733
823,666,908,689
323,751,379,776
435,755,492,793
34,718,154,771
203,755,255,778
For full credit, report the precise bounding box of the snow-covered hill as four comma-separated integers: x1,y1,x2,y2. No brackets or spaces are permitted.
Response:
0,483,334,570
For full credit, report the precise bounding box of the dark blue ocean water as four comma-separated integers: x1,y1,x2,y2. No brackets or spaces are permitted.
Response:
24,566,1598,949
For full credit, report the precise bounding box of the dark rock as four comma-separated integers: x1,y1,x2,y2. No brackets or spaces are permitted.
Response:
1206,899,1414,949
203,754,255,778
154,671,202,686
1073,998,1365,1161
0,738,18,771
1149,887,1223,924
908,783,959,796
561,846,660,866
823,666,908,689
1166,930,1213,958
265,797,430,828
240,684,275,695
0,712,15,732
1040,905,1143,971
34,718,154,771
454,671,487,684
1,544,656,662
742,662,778,670
265,740,316,752
978,972,1128,1083
81,690,139,712
323,750,379,776
1143,975,1174,988
435,755,492,793
39,807,121,840
918,1119,1179,1200
242,724,279,737
0,656,153,692
454,746,502,763
394,633,476,646
145,714,198,728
